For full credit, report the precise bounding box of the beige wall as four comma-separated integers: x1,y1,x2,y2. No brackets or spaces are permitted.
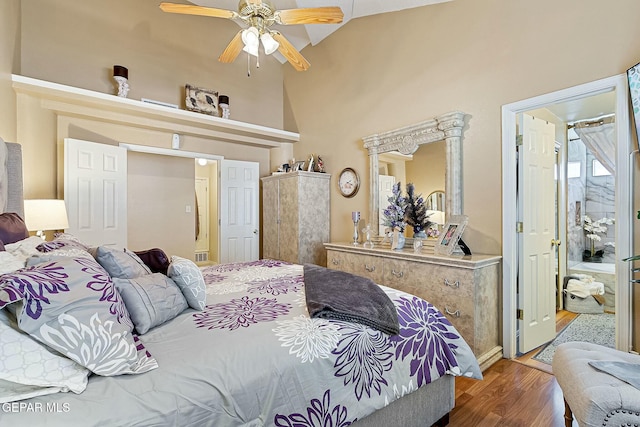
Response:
406,142,446,205
283,0,640,256
19,0,284,129
195,161,219,263
127,152,195,258
0,0,20,142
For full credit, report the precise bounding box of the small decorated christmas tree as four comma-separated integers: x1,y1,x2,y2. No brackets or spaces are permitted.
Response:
404,183,433,237
382,182,407,232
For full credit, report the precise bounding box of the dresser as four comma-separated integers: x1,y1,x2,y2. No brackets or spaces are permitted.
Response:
324,242,502,371
262,172,330,266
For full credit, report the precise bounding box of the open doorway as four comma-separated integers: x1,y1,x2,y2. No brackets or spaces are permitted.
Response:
502,74,633,359
195,159,219,265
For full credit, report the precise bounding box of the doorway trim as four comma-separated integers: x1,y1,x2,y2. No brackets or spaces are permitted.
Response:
501,74,633,358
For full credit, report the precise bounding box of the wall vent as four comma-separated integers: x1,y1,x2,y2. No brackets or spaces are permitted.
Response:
195,252,209,263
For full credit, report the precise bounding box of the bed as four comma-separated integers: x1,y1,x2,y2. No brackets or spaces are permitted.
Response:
0,139,481,426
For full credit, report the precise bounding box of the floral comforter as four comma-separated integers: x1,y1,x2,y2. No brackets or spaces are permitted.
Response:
0,260,481,426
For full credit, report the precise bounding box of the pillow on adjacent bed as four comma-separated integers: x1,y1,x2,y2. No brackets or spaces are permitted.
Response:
0,212,29,245
134,248,170,275
92,246,152,279
0,256,158,376
167,256,206,311
113,273,188,334
0,309,89,403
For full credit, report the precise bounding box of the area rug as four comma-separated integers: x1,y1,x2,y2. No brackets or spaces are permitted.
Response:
532,313,615,365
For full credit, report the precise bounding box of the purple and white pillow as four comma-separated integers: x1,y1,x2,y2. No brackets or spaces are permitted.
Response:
0,256,157,376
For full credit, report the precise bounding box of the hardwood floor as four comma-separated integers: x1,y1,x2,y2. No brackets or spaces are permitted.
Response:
448,310,580,426
451,359,576,427
514,310,579,374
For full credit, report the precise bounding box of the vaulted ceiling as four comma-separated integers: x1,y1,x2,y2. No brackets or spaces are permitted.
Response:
193,0,452,63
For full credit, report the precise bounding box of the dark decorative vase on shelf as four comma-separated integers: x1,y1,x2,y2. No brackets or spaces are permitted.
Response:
582,249,604,263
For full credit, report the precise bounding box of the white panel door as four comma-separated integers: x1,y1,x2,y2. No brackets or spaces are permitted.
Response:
219,160,259,263
518,114,557,353
64,138,127,247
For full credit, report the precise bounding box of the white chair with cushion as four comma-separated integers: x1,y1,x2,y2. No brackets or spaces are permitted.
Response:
553,341,640,427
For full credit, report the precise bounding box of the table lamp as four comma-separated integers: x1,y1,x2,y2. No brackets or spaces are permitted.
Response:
24,199,69,240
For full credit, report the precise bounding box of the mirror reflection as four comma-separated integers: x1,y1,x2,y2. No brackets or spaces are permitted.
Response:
377,141,446,235
426,190,445,211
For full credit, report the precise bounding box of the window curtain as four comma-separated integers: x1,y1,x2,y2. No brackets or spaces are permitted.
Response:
573,117,616,176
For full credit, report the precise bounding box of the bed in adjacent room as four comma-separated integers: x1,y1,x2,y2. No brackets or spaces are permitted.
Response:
0,139,482,426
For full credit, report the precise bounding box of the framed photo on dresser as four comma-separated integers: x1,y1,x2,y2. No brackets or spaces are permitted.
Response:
435,215,468,255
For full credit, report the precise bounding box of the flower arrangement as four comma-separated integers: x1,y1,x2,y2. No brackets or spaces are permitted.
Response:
583,215,614,258
404,183,434,237
382,182,407,232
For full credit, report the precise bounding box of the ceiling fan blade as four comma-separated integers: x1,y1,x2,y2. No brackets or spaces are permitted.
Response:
159,3,236,20
275,7,344,25
218,30,244,63
271,32,310,71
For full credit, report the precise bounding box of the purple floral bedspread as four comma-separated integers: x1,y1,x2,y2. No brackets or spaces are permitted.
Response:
0,260,481,427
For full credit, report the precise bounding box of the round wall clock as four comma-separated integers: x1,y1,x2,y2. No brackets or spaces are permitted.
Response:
338,167,360,198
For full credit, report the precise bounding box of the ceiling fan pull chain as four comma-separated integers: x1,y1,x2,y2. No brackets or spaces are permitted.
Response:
247,52,251,77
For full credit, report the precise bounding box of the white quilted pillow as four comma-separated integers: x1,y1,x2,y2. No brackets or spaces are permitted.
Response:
0,252,24,275
167,256,206,311
0,310,89,403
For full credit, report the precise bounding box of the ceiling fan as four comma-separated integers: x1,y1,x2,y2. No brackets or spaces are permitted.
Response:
159,1,344,71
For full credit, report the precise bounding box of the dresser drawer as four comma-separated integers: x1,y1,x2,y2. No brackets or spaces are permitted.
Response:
326,250,384,284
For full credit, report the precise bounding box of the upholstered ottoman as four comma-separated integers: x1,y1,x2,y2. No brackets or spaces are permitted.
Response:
552,342,640,427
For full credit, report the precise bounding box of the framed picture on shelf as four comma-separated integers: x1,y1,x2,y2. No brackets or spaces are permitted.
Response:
435,215,468,255
185,84,219,116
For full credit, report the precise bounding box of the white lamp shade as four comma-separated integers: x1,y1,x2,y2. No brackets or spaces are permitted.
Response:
242,27,259,58
24,199,69,232
242,43,259,58
260,32,279,55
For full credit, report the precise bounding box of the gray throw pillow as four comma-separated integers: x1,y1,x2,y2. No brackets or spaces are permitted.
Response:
113,273,189,334
92,246,152,279
167,256,206,311
0,256,158,376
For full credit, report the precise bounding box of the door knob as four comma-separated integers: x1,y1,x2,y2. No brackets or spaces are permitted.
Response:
551,239,562,246
253,229,258,234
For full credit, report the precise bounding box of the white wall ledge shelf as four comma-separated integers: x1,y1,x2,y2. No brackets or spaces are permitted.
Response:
12,74,299,149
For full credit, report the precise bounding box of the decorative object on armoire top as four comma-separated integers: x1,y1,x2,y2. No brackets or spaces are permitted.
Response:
582,215,614,262
185,84,219,116
404,183,433,238
351,211,360,246
113,65,129,98
316,156,325,173
307,154,315,172
218,95,230,119
337,167,359,198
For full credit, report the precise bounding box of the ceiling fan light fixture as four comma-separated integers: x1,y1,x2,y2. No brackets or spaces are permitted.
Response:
241,27,259,48
242,43,259,58
260,32,279,55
